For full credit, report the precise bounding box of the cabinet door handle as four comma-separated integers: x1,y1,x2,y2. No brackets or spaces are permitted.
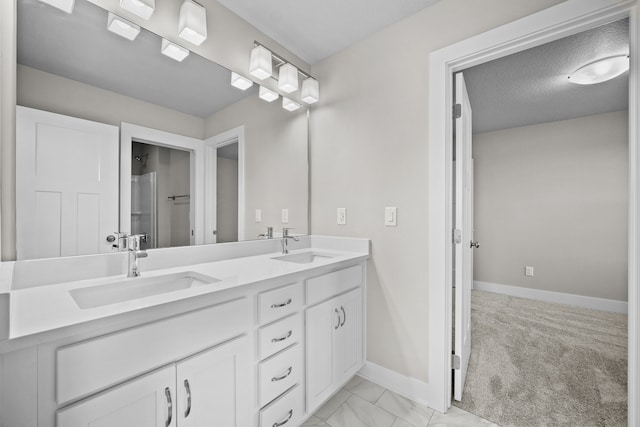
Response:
271,366,293,382
271,298,292,309
273,409,293,427
334,308,341,330
184,379,192,418
271,330,293,343
164,387,173,427
340,306,346,327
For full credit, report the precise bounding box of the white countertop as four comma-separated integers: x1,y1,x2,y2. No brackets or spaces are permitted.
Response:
7,242,368,340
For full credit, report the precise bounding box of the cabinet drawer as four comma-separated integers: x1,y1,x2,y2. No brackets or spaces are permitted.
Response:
258,313,303,360
259,384,303,427
306,264,362,306
258,283,303,325
258,344,303,407
56,297,249,405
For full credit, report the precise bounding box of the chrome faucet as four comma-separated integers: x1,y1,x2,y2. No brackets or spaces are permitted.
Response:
259,226,274,239
281,228,299,254
126,234,148,278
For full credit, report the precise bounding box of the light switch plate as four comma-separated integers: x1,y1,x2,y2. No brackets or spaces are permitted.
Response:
525,266,534,276
281,208,289,224
255,209,262,223
337,208,346,225
385,207,397,226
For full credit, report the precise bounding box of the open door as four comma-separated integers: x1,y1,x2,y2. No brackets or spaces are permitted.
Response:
453,72,476,401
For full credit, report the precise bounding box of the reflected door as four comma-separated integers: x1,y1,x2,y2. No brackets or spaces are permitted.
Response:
16,106,119,259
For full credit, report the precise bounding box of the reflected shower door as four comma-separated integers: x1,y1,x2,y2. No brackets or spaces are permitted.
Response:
131,172,157,249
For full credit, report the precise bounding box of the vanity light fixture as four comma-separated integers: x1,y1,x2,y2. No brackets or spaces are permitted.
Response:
568,55,630,85
38,0,75,13
161,39,190,62
231,72,254,90
259,86,279,102
278,63,299,93
282,97,301,112
120,0,155,20
250,45,273,80
301,77,319,104
107,13,140,41
178,0,208,46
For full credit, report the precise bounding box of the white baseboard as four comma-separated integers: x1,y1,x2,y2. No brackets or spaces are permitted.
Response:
358,361,440,411
473,281,628,314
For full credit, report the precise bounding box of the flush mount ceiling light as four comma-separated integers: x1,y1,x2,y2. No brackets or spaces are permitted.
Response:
161,39,190,62
250,45,273,80
107,13,140,41
259,86,279,102
231,72,254,90
178,0,208,46
38,0,75,13
282,97,301,112
568,55,630,85
278,64,299,93
301,78,319,104
120,0,155,20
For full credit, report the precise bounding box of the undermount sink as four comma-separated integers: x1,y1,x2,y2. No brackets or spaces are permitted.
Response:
272,251,335,264
70,271,221,309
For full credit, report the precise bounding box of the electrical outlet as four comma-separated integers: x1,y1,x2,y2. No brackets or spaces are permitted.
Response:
384,207,397,226
281,208,289,224
255,209,262,223
337,208,347,225
525,266,534,277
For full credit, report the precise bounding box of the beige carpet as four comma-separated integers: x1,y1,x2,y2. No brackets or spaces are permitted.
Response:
454,290,627,427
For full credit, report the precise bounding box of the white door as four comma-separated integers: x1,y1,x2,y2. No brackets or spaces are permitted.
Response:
176,336,250,427
453,72,474,401
16,107,119,259
56,366,176,427
335,288,362,378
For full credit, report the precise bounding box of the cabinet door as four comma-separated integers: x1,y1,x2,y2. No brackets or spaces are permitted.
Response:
335,288,363,380
177,335,250,427
56,366,176,427
306,297,340,412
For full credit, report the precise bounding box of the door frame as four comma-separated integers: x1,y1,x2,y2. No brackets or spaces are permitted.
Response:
426,0,639,422
120,123,205,245
204,126,246,244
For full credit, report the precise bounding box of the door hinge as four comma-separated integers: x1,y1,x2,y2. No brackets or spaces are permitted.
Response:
453,229,462,244
453,103,462,119
451,354,461,370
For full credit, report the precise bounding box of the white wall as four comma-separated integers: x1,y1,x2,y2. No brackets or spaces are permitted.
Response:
473,111,628,301
205,95,308,240
309,0,565,382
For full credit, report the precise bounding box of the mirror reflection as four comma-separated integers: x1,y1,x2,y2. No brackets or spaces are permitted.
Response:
15,0,309,260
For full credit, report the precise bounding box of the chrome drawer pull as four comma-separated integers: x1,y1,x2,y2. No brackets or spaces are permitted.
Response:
334,308,340,330
184,379,192,418
271,366,293,382
340,306,346,327
273,409,293,427
271,330,293,343
271,298,292,309
165,387,173,427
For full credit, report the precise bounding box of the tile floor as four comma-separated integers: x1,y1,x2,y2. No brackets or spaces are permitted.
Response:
303,376,498,427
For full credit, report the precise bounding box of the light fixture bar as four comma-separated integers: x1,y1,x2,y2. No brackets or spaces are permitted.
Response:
253,40,316,81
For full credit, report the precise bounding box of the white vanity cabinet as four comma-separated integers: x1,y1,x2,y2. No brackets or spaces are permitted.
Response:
56,336,249,427
305,266,364,414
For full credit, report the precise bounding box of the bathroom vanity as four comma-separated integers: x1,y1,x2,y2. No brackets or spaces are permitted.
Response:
0,236,369,427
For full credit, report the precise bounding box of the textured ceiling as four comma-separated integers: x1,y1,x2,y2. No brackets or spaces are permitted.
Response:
215,0,441,64
464,19,629,134
18,0,255,118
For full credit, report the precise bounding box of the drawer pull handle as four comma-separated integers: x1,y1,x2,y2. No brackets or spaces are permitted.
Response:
165,387,173,427
273,409,293,427
340,306,346,327
334,308,340,330
271,366,293,382
184,379,192,418
271,298,292,309
271,330,293,343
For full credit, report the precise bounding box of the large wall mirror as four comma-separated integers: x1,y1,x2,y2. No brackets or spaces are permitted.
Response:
15,0,309,259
